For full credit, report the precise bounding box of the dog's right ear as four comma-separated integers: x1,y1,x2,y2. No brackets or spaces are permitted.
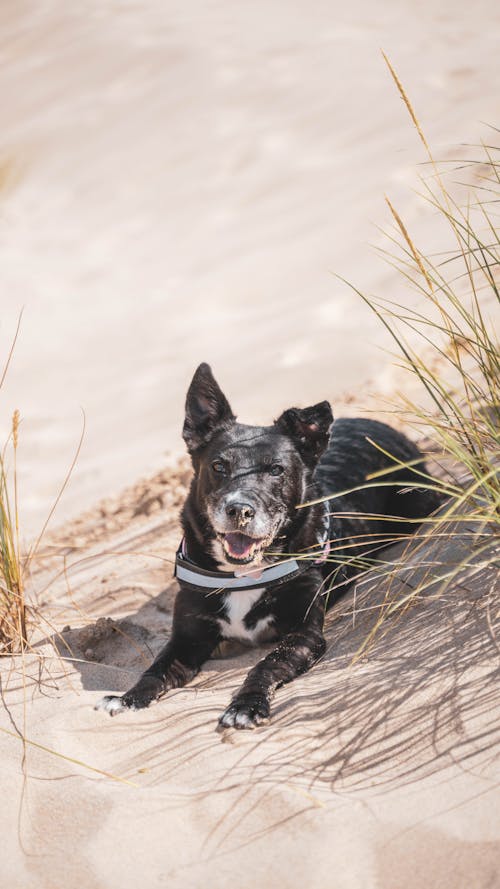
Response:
182,363,235,453
275,401,333,466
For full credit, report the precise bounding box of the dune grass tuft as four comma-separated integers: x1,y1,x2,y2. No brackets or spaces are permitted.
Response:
327,58,500,649
365,55,499,525
0,412,26,652
0,314,27,653
0,300,88,654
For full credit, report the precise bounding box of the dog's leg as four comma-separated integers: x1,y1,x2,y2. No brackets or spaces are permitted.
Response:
218,603,326,730
95,631,217,716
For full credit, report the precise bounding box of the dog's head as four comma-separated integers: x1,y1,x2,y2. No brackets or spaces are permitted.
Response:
182,363,333,568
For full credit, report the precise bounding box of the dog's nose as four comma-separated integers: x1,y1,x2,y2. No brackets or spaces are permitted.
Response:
225,501,255,521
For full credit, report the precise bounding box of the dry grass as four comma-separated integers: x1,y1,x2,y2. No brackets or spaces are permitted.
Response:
334,60,499,645
0,316,26,653
295,61,499,646
0,412,26,651
0,307,87,654
364,56,499,522
0,317,135,786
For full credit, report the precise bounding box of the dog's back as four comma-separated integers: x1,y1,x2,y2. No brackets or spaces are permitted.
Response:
316,418,442,594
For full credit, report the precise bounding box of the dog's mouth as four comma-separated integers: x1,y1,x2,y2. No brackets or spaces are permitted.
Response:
219,532,266,565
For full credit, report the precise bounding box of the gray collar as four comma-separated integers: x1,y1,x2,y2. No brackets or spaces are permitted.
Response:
174,545,310,593
174,501,331,593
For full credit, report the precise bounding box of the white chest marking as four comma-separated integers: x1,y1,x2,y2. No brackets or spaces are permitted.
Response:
218,587,274,643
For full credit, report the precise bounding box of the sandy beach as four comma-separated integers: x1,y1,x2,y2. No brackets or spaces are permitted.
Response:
1,460,498,889
1,0,499,538
1,2,499,888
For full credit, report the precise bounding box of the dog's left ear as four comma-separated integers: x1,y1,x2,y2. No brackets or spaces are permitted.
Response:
275,401,333,465
183,363,236,453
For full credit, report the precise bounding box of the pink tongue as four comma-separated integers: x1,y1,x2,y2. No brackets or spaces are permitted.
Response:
224,533,257,557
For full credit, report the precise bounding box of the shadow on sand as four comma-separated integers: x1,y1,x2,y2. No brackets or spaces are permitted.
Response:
50,516,498,802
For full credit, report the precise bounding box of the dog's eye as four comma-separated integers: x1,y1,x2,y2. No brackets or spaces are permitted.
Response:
212,460,226,474
269,464,284,476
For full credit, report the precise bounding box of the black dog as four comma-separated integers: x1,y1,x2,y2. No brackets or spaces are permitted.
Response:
96,363,440,729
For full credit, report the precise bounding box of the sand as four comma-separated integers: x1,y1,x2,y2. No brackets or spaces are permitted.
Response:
1,0,500,538
1,462,498,889
1,2,499,886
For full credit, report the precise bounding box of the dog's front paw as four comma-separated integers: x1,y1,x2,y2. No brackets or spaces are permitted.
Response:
95,694,131,716
95,675,164,716
218,693,270,730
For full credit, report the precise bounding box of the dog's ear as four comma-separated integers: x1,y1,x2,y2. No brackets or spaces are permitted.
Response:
183,363,235,453
275,401,333,464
